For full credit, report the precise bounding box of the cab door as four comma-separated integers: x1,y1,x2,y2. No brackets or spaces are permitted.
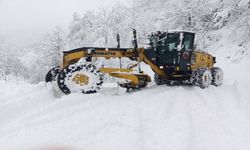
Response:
179,32,195,72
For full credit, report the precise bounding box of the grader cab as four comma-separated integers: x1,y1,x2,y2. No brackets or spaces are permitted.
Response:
46,30,223,94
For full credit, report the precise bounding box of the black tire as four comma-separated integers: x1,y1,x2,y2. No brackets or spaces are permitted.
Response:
154,74,165,85
191,68,212,89
211,67,223,86
57,63,104,94
45,66,60,83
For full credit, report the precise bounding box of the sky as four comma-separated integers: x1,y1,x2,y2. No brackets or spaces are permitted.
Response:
0,0,124,47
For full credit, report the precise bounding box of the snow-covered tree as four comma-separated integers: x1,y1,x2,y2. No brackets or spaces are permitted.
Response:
3,0,249,83
211,0,243,29
0,46,26,82
68,12,99,48
23,27,67,83
50,26,66,67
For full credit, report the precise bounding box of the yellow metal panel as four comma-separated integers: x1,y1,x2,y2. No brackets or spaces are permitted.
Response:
62,49,138,68
173,75,184,77
109,72,151,85
99,68,133,74
191,51,215,70
137,48,166,77
109,72,140,85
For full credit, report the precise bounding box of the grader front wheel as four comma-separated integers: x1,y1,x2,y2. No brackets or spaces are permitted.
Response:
57,63,104,94
45,66,60,83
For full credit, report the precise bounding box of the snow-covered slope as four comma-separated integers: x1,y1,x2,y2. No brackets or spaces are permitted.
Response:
0,54,250,150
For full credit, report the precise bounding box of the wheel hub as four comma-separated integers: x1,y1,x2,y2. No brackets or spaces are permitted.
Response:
72,73,89,86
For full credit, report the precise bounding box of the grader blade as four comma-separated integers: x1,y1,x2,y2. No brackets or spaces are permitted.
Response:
109,72,151,91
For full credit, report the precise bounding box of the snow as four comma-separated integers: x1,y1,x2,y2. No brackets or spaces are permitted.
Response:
1,54,250,150
1,0,250,149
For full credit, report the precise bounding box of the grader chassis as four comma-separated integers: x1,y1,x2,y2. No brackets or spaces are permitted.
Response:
46,30,223,94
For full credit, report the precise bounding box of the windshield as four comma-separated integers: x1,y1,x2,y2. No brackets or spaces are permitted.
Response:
157,33,180,54
148,32,194,51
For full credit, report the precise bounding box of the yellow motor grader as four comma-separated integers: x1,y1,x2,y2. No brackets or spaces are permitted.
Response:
45,30,223,94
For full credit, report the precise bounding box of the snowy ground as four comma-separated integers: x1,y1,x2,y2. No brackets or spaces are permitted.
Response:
0,57,250,150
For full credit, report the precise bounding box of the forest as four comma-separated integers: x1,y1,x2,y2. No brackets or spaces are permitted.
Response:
0,0,249,83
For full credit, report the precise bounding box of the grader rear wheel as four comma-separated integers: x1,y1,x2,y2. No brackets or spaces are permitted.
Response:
211,67,223,86
191,68,212,89
57,63,104,94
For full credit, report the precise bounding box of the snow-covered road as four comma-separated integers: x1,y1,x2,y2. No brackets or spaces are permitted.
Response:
0,59,250,150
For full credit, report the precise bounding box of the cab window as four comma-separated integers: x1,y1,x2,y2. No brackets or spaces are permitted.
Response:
183,33,194,51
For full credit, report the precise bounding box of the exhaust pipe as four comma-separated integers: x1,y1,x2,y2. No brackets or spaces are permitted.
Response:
132,29,138,49
116,34,120,48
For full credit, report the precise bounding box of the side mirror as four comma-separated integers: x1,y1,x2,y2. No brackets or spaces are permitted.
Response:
193,44,197,50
